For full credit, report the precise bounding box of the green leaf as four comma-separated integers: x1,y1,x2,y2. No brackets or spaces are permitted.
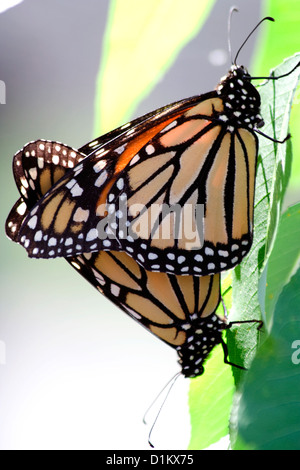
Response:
263,203,300,327
232,267,300,450
188,274,235,450
255,55,300,261
228,55,300,386
94,0,216,134
229,56,300,449
189,56,300,450
232,203,300,449
259,58,300,258
252,0,300,188
188,344,234,450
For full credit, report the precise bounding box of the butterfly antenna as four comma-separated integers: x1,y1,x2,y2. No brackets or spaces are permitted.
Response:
234,16,274,64
143,371,180,425
143,372,181,448
228,6,239,65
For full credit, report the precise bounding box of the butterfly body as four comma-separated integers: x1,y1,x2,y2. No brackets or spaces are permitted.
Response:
176,313,227,378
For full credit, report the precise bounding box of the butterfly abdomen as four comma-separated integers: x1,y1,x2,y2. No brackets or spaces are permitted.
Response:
177,313,227,378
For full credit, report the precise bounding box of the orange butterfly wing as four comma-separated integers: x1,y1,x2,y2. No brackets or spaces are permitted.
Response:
6,137,227,378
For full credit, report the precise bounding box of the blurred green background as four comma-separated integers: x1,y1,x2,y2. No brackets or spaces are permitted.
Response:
1,0,299,450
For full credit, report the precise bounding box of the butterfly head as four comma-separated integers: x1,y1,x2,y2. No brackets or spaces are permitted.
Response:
216,64,264,130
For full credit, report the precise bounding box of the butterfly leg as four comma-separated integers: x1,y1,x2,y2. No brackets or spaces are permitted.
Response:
251,61,300,81
221,337,246,371
254,128,291,144
227,319,263,330
221,319,263,370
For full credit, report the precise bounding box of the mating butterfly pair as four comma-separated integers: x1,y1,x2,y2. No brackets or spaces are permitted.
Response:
6,138,232,378
5,16,299,378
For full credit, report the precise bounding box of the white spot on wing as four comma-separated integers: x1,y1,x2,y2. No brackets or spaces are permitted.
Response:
116,178,124,190
161,120,177,133
95,170,108,187
48,237,57,246
111,284,120,296
70,183,84,197
145,144,155,155
129,154,140,166
115,145,126,154
52,154,59,165
37,157,44,169
29,167,38,180
16,201,27,215
93,160,107,173
86,228,98,241
28,215,37,229
34,230,43,242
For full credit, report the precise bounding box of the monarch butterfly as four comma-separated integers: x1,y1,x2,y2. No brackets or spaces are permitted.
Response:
6,139,258,378
13,17,299,277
